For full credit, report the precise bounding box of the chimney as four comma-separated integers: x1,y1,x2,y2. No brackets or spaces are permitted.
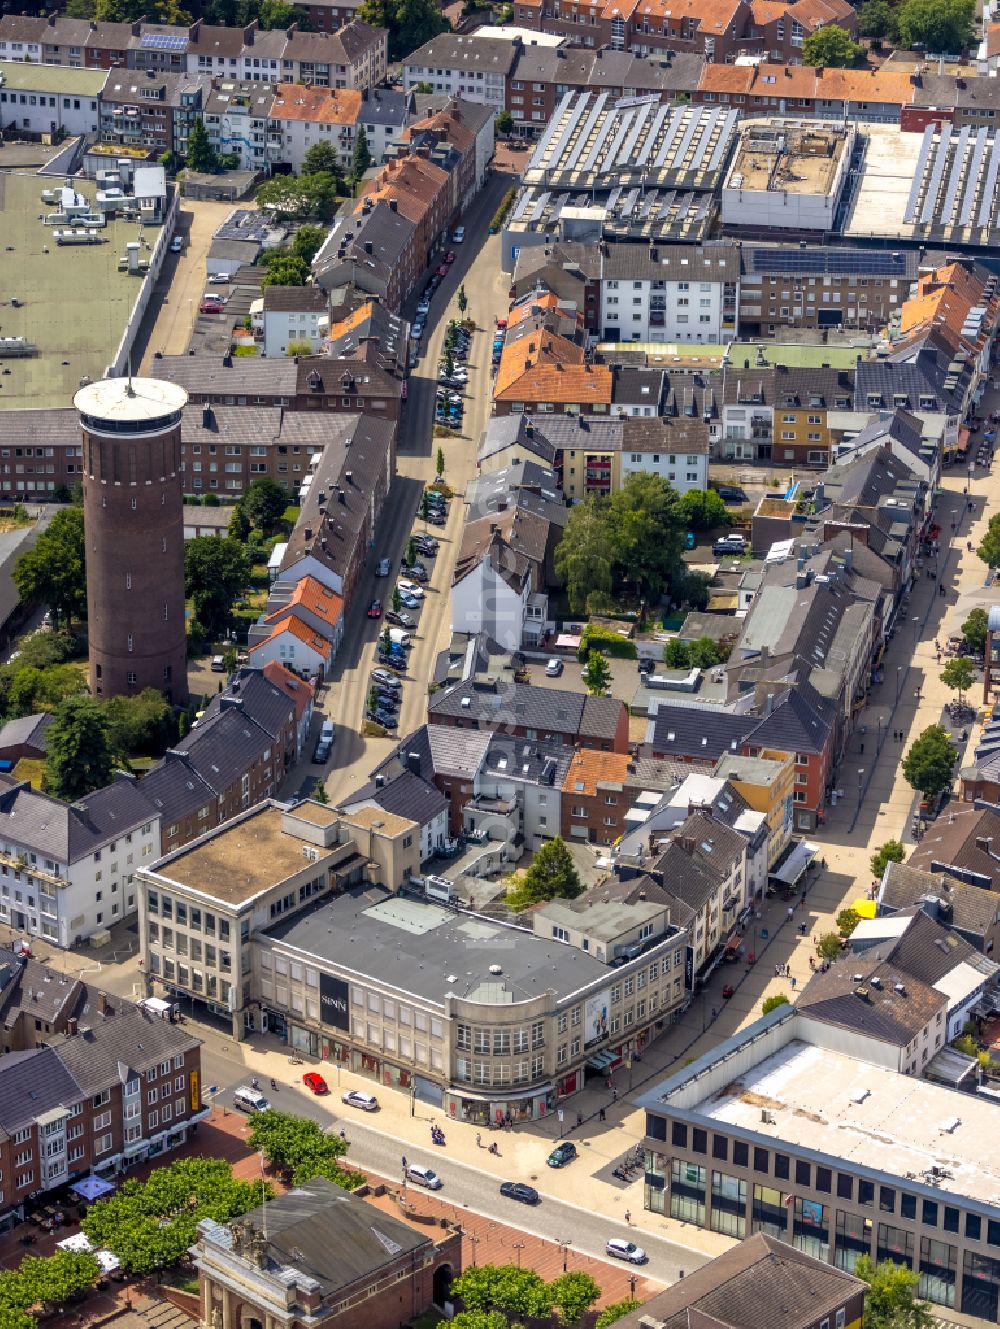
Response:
389,198,398,212
304,526,313,540
67,1016,78,1036
976,836,993,853
97,991,110,1016
201,405,214,429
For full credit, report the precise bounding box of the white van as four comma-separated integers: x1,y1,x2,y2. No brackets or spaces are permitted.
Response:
233,1085,270,1113
388,628,411,648
320,719,335,743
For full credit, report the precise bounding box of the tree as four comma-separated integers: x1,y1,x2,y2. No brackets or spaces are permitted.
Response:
663,639,690,668
82,1157,267,1275
802,22,866,65
451,1267,554,1319
550,1272,601,1325
44,696,115,801
762,994,790,1014
286,340,313,357
679,488,730,531
457,283,468,315
858,0,896,38
7,663,87,718
941,655,976,705
13,507,86,627
978,512,1000,568
406,538,417,567
313,782,330,804
895,0,974,51
414,80,434,93
583,650,612,696
258,0,314,25
495,110,513,136
871,839,905,878
350,126,373,185
515,837,581,905
962,606,989,655
105,689,175,758
358,0,448,60
606,473,686,603
301,143,341,179
242,476,288,533
261,255,310,287
817,932,844,962
856,1256,933,1329
392,587,403,613
229,503,252,541
247,1110,364,1189
672,567,711,611
290,222,328,264
184,537,252,636
902,725,957,799
186,116,218,173
256,173,339,221
837,907,861,937
554,497,613,614
688,636,724,668
595,1302,639,1329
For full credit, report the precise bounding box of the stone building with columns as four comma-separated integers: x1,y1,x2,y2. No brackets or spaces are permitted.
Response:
193,1178,461,1329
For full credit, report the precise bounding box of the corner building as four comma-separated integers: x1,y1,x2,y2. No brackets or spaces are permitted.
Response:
75,377,189,705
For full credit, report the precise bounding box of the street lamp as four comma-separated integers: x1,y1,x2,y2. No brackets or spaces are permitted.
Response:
557,1240,570,1272
628,1274,638,1300
512,1241,525,1268
896,665,903,702
469,1235,480,1268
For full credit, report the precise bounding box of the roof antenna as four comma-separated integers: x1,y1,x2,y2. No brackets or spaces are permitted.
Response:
126,349,135,398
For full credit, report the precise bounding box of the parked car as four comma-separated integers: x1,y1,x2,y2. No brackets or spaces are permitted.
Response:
425,510,447,527
385,610,415,628
407,1163,443,1190
606,1239,647,1265
302,1072,329,1095
375,558,391,577
199,299,224,314
370,709,398,729
398,589,422,607
500,1181,539,1205
412,321,425,340
170,235,183,253
416,298,431,316
413,536,438,556
713,535,747,556
342,1090,379,1111
207,272,229,284
545,658,564,677
312,737,332,764
398,579,425,599
445,251,457,264
367,598,382,618
371,669,402,691
547,1142,577,1168
436,264,449,278
452,226,466,243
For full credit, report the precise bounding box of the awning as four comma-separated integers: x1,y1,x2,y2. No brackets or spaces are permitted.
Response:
70,1173,116,1202
57,1233,94,1254
554,633,581,651
723,934,742,955
587,1050,617,1071
769,839,819,886
852,898,877,919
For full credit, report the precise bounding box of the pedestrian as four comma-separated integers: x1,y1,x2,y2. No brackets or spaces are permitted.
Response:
625,1210,631,1225
787,906,794,921
860,741,864,754
402,1154,407,1169
476,1133,481,1149
613,1088,618,1103
711,1006,717,1020
791,976,797,990
599,1107,606,1122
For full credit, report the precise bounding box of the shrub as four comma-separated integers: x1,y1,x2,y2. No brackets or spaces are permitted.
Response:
490,186,518,232
577,625,637,660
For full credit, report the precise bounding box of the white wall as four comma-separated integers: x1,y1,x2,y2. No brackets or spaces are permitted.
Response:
451,562,526,650
403,64,505,111
601,278,735,343
262,306,329,357
248,631,328,680
619,450,708,494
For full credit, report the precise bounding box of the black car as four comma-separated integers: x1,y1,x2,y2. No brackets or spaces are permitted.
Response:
372,690,398,709
413,537,438,556
425,511,447,526
376,653,406,673
500,1181,540,1205
369,709,398,729
547,1141,577,1168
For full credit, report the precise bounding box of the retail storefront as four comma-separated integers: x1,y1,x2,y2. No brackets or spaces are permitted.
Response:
444,1084,557,1125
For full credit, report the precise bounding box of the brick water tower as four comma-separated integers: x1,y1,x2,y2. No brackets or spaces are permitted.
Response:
75,375,189,705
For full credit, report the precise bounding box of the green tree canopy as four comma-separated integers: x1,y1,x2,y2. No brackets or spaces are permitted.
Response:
802,23,866,65
13,508,86,628
358,0,448,59
762,994,790,1014
962,606,989,655
978,512,1000,568
902,725,957,798
350,126,373,185
679,487,730,531
290,222,328,264
104,689,175,759
185,116,218,173
261,255,311,288
300,144,341,178
256,172,339,220
241,476,289,533
856,1255,933,1329
512,837,582,906
858,0,895,37
82,1157,267,1275
663,639,691,668
554,497,614,614
495,110,513,135
688,636,725,668
184,536,252,636
871,839,905,878
940,655,976,703
605,473,686,603
451,1266,554,1319
550,1272,601,1324
894,0,974,51
595,1301,640,1329
817,932,844,961
837,907,861,937
247,1110,365,1188
6,663,86,718
583,650,612,696
44,696,115,801
258,0,314,25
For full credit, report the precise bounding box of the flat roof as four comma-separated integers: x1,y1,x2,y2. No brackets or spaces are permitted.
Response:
0,170,159,410
692,1038,1000,1208
0,60,108,96
75,376,187,422
265,885,614,1009
728,125,848,197
154,805,341,905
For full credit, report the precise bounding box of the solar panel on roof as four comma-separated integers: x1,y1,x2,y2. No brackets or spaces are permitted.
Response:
707,108,739,174
140,31,186,50
977,135,1000,229
940,124,971,223
581,111,617,174
958,126,988,227
920,124,951,226
670,107,703,175
902,125,934,225
603,108,636,173
652,108,684,169
563,92,607,175
635,104,669,168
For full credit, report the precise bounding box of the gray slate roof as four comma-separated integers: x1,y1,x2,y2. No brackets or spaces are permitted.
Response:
646,705,759,761
55,991,200,1095
0,1046,82,1135
339,768,448,827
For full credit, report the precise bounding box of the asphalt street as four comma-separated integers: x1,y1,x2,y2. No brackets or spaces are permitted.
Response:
208,1062,694,1284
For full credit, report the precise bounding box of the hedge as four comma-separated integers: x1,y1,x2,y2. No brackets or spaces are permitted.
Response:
490,187,518,233
577,626,637,660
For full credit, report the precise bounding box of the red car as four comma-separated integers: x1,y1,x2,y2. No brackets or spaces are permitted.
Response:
199,300,224,314
495,318,508,330
368,599,382,618
303,1072,329,1095
722,984,734,999
436,264,449,278
445,251,457,264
